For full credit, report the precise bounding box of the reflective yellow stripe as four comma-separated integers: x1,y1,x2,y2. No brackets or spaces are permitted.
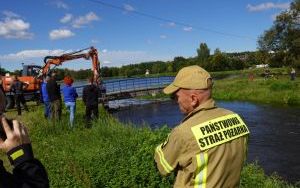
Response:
155,144,173,173
10,149,24,160
194,152,208,188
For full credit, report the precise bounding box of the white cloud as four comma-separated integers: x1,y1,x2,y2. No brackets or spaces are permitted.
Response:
0,49,172,70
53,1,69,9
72,12,100,28
0,12,33,39
2,10,19,18
49,29,75,40
60,13,72,23
183,27,193,32
160,22,176,28
168,22,176,27
123,4,135,12
160,35,167,39
0,49,67,61
0,49,74,70
103,60,111,64
247,2,290,12
91,39,99,44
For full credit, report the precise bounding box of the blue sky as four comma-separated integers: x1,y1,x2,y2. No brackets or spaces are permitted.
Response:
0,0,291,71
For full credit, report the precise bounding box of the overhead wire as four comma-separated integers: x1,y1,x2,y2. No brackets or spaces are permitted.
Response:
88,0,255,40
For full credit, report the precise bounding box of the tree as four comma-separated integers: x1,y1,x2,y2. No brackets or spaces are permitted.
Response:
0,66,8,75
258,0,300,67
173,56,187,72
210,49,230,71
197,43,210,65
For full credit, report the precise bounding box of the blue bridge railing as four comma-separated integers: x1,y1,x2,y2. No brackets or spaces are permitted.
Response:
73,76,174,97
103,76,174,94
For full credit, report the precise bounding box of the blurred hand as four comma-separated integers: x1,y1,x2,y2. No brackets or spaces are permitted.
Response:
0,117,31,152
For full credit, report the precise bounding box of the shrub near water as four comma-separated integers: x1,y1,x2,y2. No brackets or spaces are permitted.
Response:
2,101,297,187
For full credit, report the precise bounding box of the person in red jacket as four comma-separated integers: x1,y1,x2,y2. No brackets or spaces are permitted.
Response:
0,88,49,187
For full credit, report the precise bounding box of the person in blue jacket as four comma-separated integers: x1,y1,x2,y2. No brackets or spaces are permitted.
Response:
41,76,51,119
62,76,78,127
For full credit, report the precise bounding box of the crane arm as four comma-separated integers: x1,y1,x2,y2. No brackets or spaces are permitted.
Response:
38,46,101,85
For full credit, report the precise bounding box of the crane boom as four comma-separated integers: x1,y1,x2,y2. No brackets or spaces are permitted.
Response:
38,46,101,85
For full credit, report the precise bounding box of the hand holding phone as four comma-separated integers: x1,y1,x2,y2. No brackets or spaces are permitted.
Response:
0,117,31,152
0,117,13,140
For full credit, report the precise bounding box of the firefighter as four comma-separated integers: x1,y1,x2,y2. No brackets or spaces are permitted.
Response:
154,65,249,187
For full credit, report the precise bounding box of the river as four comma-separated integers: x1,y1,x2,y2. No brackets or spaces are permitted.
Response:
111,99,300,183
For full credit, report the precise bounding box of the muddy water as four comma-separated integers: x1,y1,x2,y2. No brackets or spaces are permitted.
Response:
112,100,300,183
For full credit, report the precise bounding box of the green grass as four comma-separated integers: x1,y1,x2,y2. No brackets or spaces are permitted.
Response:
135,68,300,106
213,76,300,105
1,102,298,187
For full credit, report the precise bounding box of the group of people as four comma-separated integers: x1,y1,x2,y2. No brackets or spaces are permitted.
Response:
41,72,100,128
0,65,250,187
41,73,77,127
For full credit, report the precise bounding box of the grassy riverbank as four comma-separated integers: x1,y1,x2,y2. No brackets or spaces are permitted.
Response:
1,102,298,187
141,68,300,106
213,75,300,106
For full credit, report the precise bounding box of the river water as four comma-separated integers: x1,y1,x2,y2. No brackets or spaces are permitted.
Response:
111,100,300,183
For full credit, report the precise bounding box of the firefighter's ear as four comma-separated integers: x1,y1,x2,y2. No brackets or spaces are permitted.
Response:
190,94,199,108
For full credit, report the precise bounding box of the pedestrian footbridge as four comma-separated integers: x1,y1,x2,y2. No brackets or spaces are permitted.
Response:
75,76,174,101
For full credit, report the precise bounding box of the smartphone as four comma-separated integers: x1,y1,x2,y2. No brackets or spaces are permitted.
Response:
0,117,13,140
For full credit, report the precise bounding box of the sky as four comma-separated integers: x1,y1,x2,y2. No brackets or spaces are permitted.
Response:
0,0,292,71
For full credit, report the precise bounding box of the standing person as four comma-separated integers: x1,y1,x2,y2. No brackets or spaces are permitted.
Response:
154,65,250,188
82,77,99,128
46,72,62,121
41,76,51,119
10,75,29,115
290,68,296,81
0,88,49,187
62,76,78,127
